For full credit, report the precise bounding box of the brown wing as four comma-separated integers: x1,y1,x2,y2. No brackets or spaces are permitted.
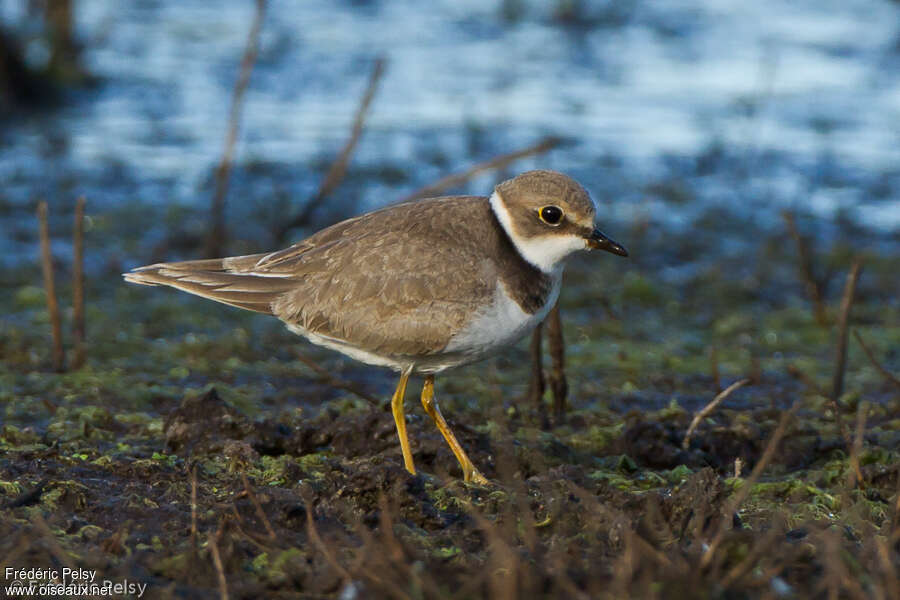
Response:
269,196,502,356
124,196,504,356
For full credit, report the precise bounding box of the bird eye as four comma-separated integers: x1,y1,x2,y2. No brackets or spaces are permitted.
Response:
539,205,564,225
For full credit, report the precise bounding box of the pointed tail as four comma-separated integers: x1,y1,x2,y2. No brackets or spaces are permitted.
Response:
123,254,297,315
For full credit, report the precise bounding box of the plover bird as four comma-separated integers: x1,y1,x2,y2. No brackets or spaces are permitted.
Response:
124,170,627,483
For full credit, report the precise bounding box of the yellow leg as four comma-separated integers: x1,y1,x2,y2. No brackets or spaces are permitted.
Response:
391,366,416,475
421,375,488,484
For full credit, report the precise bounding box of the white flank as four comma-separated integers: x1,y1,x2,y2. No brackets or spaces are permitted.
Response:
445,276,561,356
286,324,413,372
489,191,586,273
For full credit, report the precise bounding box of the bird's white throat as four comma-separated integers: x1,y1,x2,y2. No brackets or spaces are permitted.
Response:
489,191,586,273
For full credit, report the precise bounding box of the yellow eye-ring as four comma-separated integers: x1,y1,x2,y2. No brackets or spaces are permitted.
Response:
539,205,564,225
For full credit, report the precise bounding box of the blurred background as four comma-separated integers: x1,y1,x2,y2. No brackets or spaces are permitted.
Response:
1,0,899,270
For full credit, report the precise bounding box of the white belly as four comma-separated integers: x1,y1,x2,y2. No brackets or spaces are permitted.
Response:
286,274,561,375
443,273,561,358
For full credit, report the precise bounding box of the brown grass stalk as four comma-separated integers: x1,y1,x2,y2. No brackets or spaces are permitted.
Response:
831,260,862,402
786,364,829,397
682,378,751,449
208,525,230,600
710,345,721,393
398,135,563,203
37,201,65,372
304,498,351,582
279,58,387,239
719,528,781,589
699,403,796,570
830,260,862,447
190,464,198,551
205,0,266,258
853,330,900,392
546,301,568,420
240,472,276,541
782,211,827,326
527,322,549,428
31,513,76,570
72,196,85,368
874,537,900,600
846,401,866,490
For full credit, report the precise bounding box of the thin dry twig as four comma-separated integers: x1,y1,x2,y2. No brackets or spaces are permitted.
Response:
683,378,751,449
786,364,829,398
208,525,230,600
38,201,65,372
240,472,276,541
295,351,382,407
304,499,351,581
832,260,862,402
853,330,900,392
782,211,827,326
31,513,77,570
72,196,85,368
710,345,721,393
546,302,568,421
190,464,198,551
279,57,387,238
874,537,900,600
526,322,549,429
700,403,796,570
847,401,867,490
205,0,266,258
719,528,782,589
398,136,563,203
830,260,862,447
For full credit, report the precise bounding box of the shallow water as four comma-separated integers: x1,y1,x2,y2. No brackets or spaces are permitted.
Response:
1,0,898,271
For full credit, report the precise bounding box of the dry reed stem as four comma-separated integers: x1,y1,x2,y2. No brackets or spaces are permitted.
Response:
853,330,900,391
240,472,276,541
782,211,827,326
315,57,386,202
466,504,519,600
831,260,862,402
874,537,900,600
710,345,721,393
280,58,386,237
276,58,387,243
304,499,351,582
526,322,549,428
31,513,76,570
208,526,230,600
37,201,65,372
71,196,85,368
294,350,382,407
786,364,829,398
190,464,198,551
546,301,568,420
343,502,417,600
830,260,862,446
205,0,266,258
398,136,563,203
682,378,751,449
376,494,405,565
719,528,781,589
847,401,867,490
699,403,796,570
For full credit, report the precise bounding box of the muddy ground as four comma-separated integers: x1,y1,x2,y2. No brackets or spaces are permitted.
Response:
1,185,900,599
